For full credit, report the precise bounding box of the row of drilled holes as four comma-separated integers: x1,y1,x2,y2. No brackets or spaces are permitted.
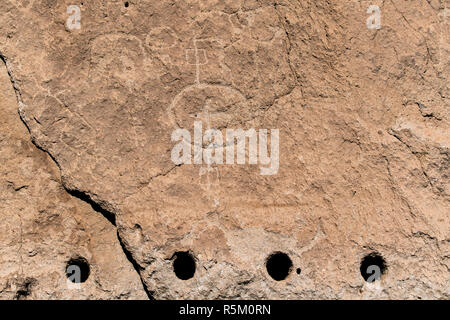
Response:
66,251,387,284
172,251,387,282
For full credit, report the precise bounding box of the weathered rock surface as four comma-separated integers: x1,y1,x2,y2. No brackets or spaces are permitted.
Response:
0,60,148,299
0,0,448,299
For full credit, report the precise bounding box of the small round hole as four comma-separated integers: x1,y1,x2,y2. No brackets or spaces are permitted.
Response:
296,268,301,274
360,252,387,282
124,2,129,7
266,252,293,281
173,252,196,280
66,256,90,283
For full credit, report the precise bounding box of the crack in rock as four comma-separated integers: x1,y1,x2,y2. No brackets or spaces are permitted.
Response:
0,54,152,300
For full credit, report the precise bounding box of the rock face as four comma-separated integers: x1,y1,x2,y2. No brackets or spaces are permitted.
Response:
0,0,448,299
0,56,148,299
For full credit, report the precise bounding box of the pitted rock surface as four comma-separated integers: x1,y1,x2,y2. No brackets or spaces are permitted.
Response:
0,0,448,299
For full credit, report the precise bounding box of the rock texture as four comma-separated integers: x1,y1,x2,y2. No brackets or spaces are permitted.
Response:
0,0,449,299
0,57,147,299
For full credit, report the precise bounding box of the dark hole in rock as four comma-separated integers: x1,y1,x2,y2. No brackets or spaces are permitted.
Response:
124,2,129,7
173,251,196,280
15,278,36,300
266,252,293,281
66,256,90,283
296,267,301,275
360,252,387,282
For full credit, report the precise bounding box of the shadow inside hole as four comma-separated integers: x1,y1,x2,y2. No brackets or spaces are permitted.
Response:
124,1,129,7
173,252,196,280
266,252,293,281
66,256,90,283
360,252,387,282
15,278,36,300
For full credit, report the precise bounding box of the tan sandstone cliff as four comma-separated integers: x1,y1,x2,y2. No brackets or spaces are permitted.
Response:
0,0,448,299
